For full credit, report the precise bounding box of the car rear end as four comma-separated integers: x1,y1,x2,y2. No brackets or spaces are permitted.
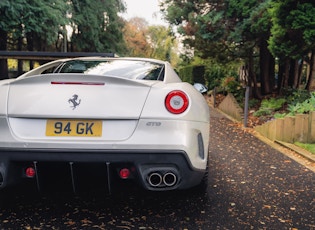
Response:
0,58,209,193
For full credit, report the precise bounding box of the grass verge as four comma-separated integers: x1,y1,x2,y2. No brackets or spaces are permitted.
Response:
294,142,315,154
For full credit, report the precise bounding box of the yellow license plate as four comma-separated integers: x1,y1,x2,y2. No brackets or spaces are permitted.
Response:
46,119,102,137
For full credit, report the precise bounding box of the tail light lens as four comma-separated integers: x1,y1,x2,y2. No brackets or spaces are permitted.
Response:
165,90,189,114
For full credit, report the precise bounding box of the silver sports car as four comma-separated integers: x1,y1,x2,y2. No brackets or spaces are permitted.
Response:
0,57,210,193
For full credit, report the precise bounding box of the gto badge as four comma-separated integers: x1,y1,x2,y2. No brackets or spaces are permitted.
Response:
68,94,81,110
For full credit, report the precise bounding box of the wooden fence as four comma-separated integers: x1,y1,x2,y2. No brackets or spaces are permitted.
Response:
210,92,315,144
254,112,315,143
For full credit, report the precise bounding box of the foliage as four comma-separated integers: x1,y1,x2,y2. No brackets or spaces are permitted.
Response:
286,92,315,116
7,59,39,72
162,0,271,60
178,65,194,84
0,0,70,47
253,97,286,116
0,0,126,53
147,25,181,66
178,65,205,84
162,0,315,95
122,18,180,65
254,90,315,118
268,0,315,59
123,17,151,57
220,76,245,105
205,64,229,90
70,0,126,53
282,88,310,105
248,98,260,109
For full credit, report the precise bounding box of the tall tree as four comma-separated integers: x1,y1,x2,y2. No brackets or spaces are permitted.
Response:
0,0,24,79
123,17,180,65
0,0,70,78
147,25,180,65
70,0,126,53
162,0,275,97
0,0,128,78
123,17,152,57
268,0,315,90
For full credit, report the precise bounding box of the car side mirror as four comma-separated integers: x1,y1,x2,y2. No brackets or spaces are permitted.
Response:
193,83,208,94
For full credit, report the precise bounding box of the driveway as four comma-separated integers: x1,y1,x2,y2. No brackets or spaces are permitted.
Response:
0,106,314,229
208,106,314,229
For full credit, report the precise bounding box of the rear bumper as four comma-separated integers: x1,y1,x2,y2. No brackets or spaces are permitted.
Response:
0,148,206,192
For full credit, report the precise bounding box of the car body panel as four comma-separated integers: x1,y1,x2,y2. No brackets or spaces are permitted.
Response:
7,74,153,119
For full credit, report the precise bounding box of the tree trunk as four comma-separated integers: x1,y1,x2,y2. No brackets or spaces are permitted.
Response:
259,38,274,95
283,58,290,87
269,54,275,90
26,32,34,70
17,36,23,76
0,28,8,79
288,59,299,88
305,50,315,91
277,58,284,92
297,59,303,87
248,49,261,99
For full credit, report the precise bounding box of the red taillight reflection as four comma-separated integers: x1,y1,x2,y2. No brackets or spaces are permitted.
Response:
119,168,131,179
25,167,36,178
165,90,189,114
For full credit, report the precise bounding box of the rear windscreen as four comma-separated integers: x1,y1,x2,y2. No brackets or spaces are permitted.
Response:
57,60,164,81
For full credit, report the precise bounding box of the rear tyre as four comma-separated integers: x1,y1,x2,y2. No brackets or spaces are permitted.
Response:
0,188,10,208
191,158,209,195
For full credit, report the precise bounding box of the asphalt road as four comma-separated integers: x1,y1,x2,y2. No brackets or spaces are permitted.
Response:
0,106,314,229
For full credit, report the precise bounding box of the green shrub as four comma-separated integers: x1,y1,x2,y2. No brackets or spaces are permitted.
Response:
204,65,225,89
254,108,273,116
178,65,194,84
248,98,260,109
287,91,315,116
204,63,238,90
282,88,310,105
220,76,245,105
178,65,206,85
253,98,286,117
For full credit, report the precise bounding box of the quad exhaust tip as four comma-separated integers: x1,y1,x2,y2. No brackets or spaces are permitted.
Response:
163,172,177,187
148,172,163,187
147,171,178,188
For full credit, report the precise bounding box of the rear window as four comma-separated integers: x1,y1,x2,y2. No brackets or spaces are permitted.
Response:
56,60,164,81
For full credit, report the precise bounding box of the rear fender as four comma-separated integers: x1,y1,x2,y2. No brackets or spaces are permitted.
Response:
141,82,210,123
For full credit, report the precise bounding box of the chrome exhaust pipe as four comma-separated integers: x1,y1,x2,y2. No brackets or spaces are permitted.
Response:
148,172,162,187
163,172,177,187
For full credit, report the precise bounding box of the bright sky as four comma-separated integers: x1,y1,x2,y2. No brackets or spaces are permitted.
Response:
122,0,167,25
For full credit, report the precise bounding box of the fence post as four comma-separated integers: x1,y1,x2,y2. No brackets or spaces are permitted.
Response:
243,86,250,127
213,87,216,107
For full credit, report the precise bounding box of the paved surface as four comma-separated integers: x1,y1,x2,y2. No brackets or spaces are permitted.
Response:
0,106,314,229
208,107,315,229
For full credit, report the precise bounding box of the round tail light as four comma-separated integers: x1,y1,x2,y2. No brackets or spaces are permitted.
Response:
165,90,189,114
